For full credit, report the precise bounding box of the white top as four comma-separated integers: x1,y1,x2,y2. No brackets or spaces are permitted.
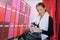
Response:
33,12,49,40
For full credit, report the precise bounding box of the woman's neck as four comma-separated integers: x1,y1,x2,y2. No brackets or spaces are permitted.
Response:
40,12,45,19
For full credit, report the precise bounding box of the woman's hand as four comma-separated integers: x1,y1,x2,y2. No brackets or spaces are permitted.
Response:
30,26,42,33
35,26,42,33
36,28,42,33
30,27,34,32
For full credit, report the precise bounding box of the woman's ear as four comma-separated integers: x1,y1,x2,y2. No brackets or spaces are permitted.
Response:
44,7,46,12
45,7,46,10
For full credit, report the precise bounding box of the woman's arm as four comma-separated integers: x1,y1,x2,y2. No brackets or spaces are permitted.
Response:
42,16,54,37
42,25,54,37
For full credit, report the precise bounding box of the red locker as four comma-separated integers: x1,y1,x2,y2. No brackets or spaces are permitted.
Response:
3,23,9,40
0,23,4,40
0,2,6,40
0,2,6,22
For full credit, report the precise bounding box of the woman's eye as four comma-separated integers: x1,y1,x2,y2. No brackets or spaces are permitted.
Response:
39,9,42,11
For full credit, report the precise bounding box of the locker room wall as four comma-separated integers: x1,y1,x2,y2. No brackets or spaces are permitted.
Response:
0,0,59,40
0,0,12,40
0,0,31,40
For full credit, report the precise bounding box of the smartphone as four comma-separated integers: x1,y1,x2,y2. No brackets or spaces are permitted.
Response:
31,22,39,28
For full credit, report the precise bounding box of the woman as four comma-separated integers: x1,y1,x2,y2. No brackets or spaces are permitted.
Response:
30,2,54,40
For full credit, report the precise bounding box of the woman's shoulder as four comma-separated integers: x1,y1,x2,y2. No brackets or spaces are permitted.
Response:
49,16,53,22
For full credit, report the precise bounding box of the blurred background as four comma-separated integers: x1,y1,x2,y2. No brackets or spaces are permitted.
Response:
0,0,60,40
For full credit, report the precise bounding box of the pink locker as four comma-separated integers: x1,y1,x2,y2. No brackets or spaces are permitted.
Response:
8,0,17,39
22,1,27,30
8,7,16,39
18,1,25,36
0,2,6,40
22,1,26,13
3,0,12,40
27,5,31,28
13,0,20,38
3,4,12,40
5,4,12,23
25,3,31,29
24,3,31,29
24,3,28,29
27,5,31,17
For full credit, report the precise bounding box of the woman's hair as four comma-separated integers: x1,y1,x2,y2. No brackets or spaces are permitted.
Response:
36,2,45,8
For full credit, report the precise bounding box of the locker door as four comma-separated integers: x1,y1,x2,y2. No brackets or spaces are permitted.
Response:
0,2,6,22
8,7,16,39
3,4,12,40
0,23,4,40
8,0,17,39
26,5,31,29
5,4,11,23
18,1,25,36
20,1,26,32
14,0,20,38
24,4,28,29
0,2,6,40
22,1,29,31
3,23,9,40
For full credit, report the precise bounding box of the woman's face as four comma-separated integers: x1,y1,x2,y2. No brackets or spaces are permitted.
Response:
36,6,46,15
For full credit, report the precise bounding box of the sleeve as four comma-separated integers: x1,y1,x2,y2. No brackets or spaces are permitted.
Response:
42,16,54,37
